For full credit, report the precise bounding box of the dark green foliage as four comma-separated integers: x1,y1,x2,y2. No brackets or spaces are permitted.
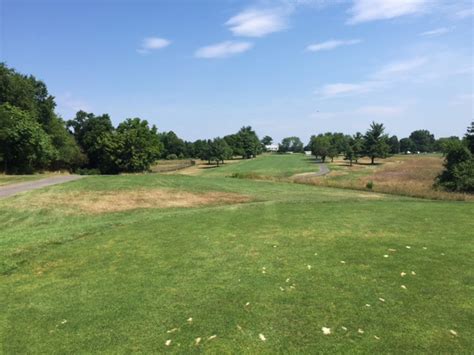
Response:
114,118,162,172
0,104,56,173
309,134,331,162
465,122,474,154
0,63,83,172
388,135,400,154
278,136,304,153
409,129,435,153
343,133,364,166
400,137,415,154
158,131,185,158
437,139,473,192
364,122,390,164
210,137,232,165
435,136,460,153
261,135,273,146
67,111,115,172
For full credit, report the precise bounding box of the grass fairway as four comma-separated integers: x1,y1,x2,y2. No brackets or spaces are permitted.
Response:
202,153,319,178
1,156,473,353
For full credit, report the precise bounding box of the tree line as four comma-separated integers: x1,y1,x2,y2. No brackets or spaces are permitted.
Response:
0,63,472,192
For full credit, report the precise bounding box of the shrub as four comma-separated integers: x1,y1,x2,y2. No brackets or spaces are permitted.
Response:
166,154,178,160
366,181,374,190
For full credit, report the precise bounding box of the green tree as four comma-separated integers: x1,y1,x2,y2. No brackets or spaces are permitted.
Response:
388,135,400,154
210,137,232,166
364,122,390,165
409,130,435,153
67,110,115,170
436,139,473,192
351,132,364,163
114,118,162,172
465,122,474,154
435,136,460,153
400,138,415,154
278,136,304,153
237,126,261,159
158,131,185,158
261,135,273,146
309,134,331,162
0,104,55,173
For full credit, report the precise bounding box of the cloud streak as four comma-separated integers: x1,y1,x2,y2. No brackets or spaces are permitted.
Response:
195,41,253,59
226,8,289,37
317,57,428,98
306,39,361,52
419,27,450,36
138,37,171,54
347,0,429,24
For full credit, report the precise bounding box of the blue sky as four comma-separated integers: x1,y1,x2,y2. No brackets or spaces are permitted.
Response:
1,0,473,143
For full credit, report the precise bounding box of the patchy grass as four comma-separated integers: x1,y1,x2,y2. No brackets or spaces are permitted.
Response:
302,155,473,201
11,188,251,214
0,160,472,353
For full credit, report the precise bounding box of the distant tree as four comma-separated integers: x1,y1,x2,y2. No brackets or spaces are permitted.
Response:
67,110,115,170
364,122,390,164
210,137,232,165
309,134,331,162
409,129,435,153
328,133,346,162
237,126,261,159
0,103,55,173
465,122,474,154
114,118,162,172
261,135,273,146
344,133,364,166
158,131,185,158
388,135,400,154
435,136,460,153
400,137,415,154
278,136,304,153
224,133,244,158
352,132,364,163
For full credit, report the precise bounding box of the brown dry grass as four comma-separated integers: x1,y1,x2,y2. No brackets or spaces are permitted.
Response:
13,189,251,214
301,155,474,201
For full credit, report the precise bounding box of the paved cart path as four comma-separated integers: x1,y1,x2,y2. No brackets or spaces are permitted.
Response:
0,175,83,199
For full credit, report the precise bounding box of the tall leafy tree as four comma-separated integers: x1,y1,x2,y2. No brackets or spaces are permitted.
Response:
309,134,331,162
114,118,162,172
364,122,389,165
237,126,261,159
465,122,474,154
261,135,273,146
67,110,115,170
400,138,415,154
278,136,304,153
388,135,400,154
409,130,435,153
0,104,55,173
0,63,83,171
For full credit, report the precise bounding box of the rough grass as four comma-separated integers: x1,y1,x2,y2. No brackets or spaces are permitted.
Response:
303,155,474,201
11,188,251,214
0,161,472,353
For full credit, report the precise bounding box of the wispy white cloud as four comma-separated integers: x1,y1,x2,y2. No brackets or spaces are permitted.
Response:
347,0,429,24
56,92,91,117
373,57,427,79
355,105,404,116
137,37,171,54
195,41,253,59
317,57,428,98
306,39,361,52
226,8,289,37
318,82,378,98
419,27,451,36
454,6,474,19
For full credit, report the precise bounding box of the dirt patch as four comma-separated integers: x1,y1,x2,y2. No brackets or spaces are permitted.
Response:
14,189,251,214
